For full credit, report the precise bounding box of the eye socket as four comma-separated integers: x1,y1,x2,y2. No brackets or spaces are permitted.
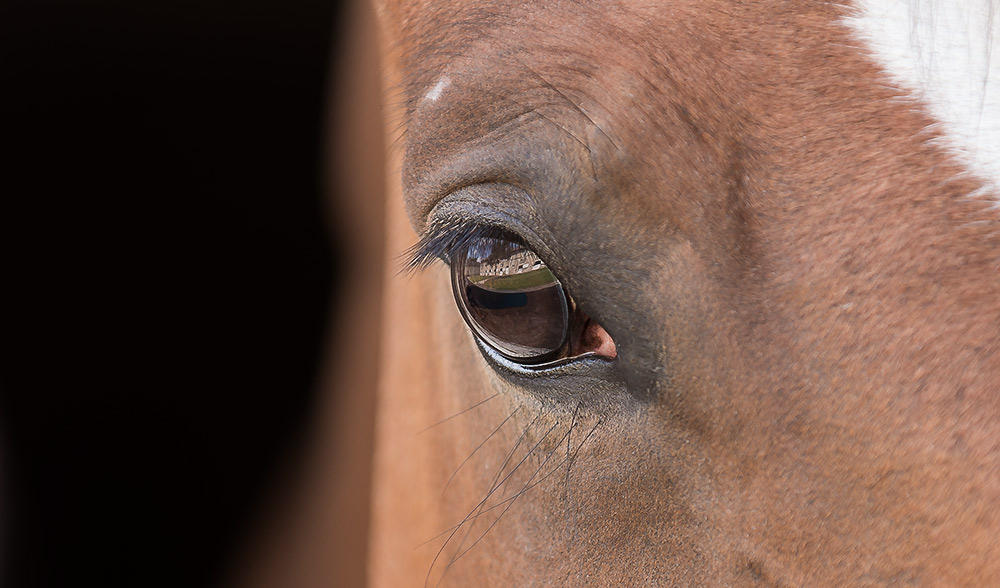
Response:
450,231,569,364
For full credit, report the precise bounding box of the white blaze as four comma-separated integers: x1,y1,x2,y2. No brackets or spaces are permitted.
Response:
846,0,1000,200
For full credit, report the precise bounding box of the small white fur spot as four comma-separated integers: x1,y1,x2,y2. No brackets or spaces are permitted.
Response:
424,75,450,103
845,0,1000,201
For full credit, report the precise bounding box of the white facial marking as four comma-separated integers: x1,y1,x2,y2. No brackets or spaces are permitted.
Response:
846,0,1000,200
424,75,451,103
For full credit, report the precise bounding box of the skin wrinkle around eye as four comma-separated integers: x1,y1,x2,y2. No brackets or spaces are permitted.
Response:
403,75,619,237
404,109,556,229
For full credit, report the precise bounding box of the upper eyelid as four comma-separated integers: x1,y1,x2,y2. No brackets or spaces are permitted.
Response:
401,182,563,281
399,220,475,274
400,219,516,275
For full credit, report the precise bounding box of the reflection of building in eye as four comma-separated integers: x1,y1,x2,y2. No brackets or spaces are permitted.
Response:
469,250,545,277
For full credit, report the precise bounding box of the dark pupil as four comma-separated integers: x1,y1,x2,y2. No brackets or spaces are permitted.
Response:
451,233,568,363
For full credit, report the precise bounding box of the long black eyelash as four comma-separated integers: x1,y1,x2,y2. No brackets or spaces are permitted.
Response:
399,218,515,275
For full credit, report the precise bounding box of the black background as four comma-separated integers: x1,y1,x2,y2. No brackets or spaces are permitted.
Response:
2,1,345,586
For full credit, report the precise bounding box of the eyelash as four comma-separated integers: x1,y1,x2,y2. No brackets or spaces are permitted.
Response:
402,218,515,274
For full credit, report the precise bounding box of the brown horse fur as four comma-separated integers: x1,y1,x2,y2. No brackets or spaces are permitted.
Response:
366,1,1000,585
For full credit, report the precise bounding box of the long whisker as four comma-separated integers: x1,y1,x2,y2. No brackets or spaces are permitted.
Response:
485,414,539,495
419,393,501,434
423,415,541,588
417,418,600,550
444,419,554,572
564,402,582,503
516,58,622,153
440,407,520,496
482,417,601,520
440,422,560,585
450,420,579,564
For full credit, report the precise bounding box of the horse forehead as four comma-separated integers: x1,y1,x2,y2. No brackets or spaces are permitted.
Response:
397,1,768,216
398,0,738,116
396,0,1000,225
396,2,847,230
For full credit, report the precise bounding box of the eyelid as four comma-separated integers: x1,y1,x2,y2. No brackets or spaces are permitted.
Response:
400,217,525,275
413,183,561,270
399,217,478,274
478,335,634,413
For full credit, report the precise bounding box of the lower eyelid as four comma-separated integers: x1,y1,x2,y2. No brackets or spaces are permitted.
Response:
475,338,635,414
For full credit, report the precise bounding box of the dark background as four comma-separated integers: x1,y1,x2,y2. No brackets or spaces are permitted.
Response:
2,1,346,586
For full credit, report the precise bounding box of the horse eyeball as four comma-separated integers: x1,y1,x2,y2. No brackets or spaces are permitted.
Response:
451,233,569,364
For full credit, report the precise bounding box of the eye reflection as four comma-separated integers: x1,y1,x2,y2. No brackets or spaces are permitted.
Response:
451,232,569,363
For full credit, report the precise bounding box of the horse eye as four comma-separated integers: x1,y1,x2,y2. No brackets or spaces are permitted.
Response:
451,232,569,364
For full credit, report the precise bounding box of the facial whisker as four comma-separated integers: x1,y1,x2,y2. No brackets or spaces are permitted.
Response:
450,421,573,564
485,414,539,496
495,417,600,515
440,407,520,496
423,417,602,543
424,414,541,588
444,420,556,574
563,402,582,503
419,393,501,434
421,416,602,585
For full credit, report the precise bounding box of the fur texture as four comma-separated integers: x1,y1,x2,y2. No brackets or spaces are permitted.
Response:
845,0,1000,202
368,1,1000,586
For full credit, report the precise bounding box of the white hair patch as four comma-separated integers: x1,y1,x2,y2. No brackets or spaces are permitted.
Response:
424,75,451,103
845,0,1000,201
